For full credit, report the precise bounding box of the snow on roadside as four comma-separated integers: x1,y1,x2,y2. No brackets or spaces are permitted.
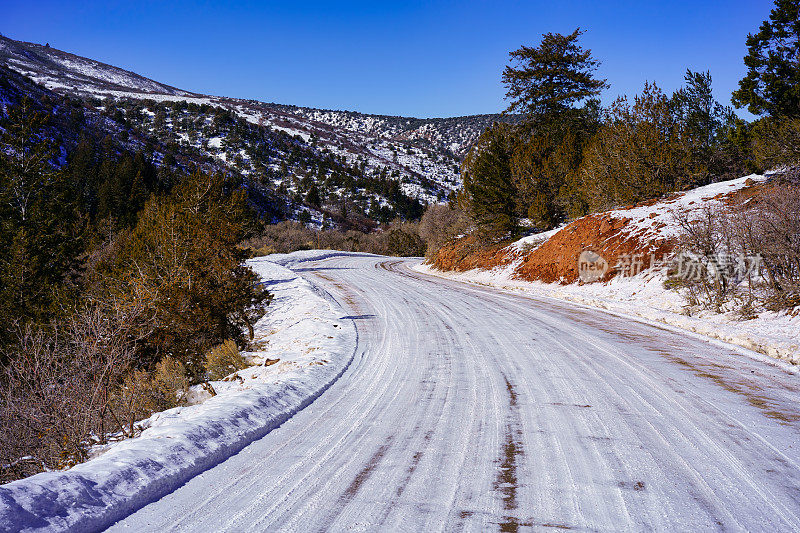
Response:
266,249,381,269
0,255,357,533
414,262,800,368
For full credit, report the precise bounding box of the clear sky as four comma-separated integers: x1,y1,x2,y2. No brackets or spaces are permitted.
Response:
2,0,774,118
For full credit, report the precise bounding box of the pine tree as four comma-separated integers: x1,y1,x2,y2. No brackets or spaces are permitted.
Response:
461,124,518,240
672,70,732,179
0,98,83,349
732,0,800,118
502,28,608,120
673,71,725,150
496,30,606,228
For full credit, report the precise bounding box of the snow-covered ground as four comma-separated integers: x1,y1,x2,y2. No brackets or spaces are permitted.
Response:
106,254,800,531
606,173,770,242
0,257,357,532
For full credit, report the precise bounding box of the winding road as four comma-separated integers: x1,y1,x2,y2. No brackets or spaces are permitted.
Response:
109,254,800,532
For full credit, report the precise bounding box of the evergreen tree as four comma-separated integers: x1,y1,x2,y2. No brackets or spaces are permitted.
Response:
306,184,322,207
672,70,733,179
673,71,725,152
502,28,608,120
461,124,518,240
511,102,601,227
495,30,606,228
0,98,83,348
732,0,800,118
98,171,269,379
69,137,99,218
578,83,692,210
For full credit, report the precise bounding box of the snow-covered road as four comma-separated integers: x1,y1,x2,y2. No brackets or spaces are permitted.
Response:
109,254,800,532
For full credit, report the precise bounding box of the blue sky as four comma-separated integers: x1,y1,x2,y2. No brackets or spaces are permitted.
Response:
2,0,773,118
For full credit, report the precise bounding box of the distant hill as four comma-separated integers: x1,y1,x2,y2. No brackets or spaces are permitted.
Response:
0,34,520,226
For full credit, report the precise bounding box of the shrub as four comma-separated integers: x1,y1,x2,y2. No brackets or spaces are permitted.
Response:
746,182,800,308
111,369,155,438
418,204,470,257
579,83,693,211
670,207,740,312
150,357,190,410
250,244,277,257
387,224,426,257
244,219,430,257
0,305,133,483
205,339,248,380
750,117,800,170
669,181,800,313
110,357,189,439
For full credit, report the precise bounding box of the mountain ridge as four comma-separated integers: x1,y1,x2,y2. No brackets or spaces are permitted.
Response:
0,34,518,158
0,34,519,227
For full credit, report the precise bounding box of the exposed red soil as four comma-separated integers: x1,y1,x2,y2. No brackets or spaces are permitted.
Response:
430,234,516,272
514,214,673,284
431,214,675,285
430,180,775,285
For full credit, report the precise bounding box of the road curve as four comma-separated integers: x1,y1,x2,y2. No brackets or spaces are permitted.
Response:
108,254,800,532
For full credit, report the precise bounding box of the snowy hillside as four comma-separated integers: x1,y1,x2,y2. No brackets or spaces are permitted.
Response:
282,106,520,159
0,34,520,225
0,35,193,97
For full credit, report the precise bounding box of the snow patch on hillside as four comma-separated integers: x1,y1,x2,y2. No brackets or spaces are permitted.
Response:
611,174,770,241
0,254,358,532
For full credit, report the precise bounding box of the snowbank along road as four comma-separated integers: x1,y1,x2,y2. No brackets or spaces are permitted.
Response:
109,253,800,532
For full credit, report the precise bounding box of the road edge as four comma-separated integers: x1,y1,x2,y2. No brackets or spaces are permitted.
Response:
0,253,360,533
